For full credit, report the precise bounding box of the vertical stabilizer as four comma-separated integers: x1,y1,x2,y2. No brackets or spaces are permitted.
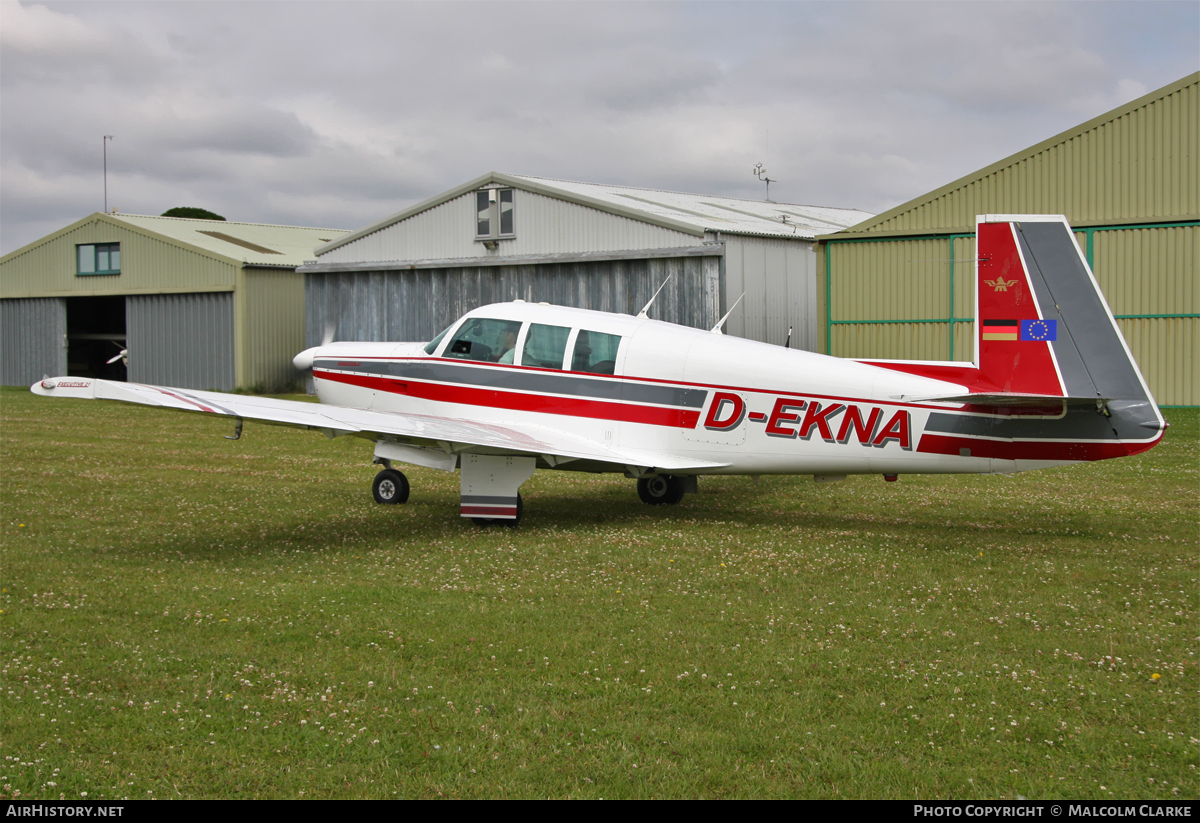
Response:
975,215,1156,407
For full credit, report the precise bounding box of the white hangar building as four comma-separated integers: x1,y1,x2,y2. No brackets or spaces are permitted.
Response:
300,173,872,352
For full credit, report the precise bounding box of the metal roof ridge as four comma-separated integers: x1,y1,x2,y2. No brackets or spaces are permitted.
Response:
110,213,349,232
511,174,867,212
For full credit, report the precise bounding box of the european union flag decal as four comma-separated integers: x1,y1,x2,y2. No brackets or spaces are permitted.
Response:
1021,318,1057,341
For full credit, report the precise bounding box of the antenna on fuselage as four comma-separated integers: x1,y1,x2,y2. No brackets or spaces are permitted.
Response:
710,292,746,334
785,326,792,348
637,275,674,319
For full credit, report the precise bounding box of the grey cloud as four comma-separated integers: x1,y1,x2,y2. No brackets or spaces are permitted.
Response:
579,47,722,112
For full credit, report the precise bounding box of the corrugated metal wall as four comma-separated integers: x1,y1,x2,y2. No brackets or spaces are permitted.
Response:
317,189,701,265
2,215,238,298
0,298,66,385
1119,317,1195,407
824,234,979,362
723,236,819,350
1090,225,1196,316
307,257,721,348
127,293,235,390
240,268,306,391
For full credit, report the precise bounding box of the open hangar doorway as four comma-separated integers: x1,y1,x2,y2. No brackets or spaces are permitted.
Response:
66,296,126,381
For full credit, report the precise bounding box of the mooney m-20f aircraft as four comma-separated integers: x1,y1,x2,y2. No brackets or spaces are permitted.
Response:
33,215,1164,525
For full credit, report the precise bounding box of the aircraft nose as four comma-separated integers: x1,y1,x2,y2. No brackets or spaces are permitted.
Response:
293,348,317,371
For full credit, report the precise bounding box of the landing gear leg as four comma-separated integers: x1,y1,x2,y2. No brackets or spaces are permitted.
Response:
637,474,686,505
459,454,536,527
372,469,410,504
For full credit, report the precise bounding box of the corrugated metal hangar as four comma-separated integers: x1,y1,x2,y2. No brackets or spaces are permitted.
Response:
300,173,872,354
1,213,347,390
816,72,1198,406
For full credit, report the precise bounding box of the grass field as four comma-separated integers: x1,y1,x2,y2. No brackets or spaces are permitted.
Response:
1,386,1196,799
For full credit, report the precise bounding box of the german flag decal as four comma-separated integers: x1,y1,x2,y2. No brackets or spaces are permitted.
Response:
982,319,1019,341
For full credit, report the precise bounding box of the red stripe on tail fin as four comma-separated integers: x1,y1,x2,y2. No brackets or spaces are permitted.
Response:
976,222,1064,396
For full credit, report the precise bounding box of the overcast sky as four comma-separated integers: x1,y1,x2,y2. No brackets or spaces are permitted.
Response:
2,0,1196,254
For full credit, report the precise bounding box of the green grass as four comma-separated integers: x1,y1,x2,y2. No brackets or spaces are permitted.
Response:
1,386,1195,799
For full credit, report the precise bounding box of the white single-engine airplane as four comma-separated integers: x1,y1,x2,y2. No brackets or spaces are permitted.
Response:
33,216,1164,525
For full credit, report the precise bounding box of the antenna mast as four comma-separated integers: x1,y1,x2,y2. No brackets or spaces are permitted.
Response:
753,163,775,202
103,135,113,213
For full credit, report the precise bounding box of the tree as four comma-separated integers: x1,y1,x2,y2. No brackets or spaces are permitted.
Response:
161,207,225,221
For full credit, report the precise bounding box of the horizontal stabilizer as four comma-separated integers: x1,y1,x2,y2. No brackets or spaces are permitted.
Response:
892,392,1102,407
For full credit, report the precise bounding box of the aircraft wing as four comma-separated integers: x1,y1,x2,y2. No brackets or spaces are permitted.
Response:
31,377,729,473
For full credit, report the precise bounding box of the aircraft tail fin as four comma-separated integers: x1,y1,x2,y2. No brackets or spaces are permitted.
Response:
974,215,1155,407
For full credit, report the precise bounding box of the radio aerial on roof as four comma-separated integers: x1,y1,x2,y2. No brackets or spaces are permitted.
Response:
753,163,776,202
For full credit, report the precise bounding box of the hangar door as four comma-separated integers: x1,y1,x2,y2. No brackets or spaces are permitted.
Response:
127,293,235,390
0,298,67,386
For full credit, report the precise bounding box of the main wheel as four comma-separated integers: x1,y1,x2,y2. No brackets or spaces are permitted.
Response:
637,475,685,505
372,469,410,504
471,494,523,527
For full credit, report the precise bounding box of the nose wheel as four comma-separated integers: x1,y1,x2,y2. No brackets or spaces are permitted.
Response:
637,475,686,505
372,469,410,504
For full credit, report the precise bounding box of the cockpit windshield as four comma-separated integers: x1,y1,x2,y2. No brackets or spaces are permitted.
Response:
423,322,457,355
444,318,523,363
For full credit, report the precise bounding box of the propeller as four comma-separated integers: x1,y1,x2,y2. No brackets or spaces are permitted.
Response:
293,321,337,373
106,341,128,366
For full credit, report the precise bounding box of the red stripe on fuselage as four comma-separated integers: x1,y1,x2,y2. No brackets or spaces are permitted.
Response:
916,433,1160,461
314,369,701,428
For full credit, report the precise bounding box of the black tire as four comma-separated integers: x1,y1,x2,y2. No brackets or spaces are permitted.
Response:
471,494,523,528
372,469,410,505
637,475,686,505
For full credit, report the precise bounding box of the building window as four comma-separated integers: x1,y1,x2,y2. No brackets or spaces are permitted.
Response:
475,188,515,241
77,243,120,276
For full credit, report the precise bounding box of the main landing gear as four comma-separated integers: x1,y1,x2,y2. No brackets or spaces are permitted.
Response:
372,468,410,504
637,474,687,505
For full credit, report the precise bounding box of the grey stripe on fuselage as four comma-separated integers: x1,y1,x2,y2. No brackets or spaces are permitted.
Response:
314,359,709,409
924,401,1160,441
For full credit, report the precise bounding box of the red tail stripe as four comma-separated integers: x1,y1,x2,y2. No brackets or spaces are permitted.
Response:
916,433,1158,461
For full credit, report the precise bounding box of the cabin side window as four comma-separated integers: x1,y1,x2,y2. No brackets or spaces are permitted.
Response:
445,318,523,363
571,330,621,375
521,324,571,369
